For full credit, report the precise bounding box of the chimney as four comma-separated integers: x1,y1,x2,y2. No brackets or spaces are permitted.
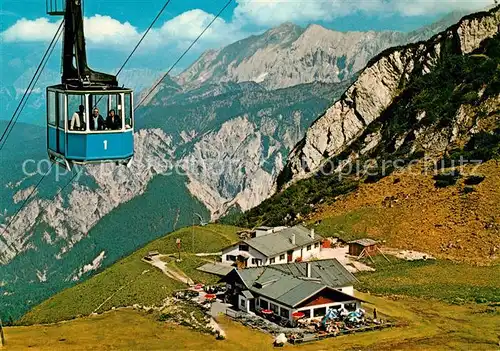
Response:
290,234,296,245
310,228,315,239
306,262,311,278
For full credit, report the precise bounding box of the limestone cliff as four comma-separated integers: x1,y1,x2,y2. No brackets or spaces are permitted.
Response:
282,6,500,185
176,14,466,91
0,129,174,264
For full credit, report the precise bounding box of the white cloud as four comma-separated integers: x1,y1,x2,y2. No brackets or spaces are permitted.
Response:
1,10,247,51
391,0,493,16
1,15,143,48
1,17,62,42
161,9,245,44
1,1,493,49
233,0,493,27
84,15,142,46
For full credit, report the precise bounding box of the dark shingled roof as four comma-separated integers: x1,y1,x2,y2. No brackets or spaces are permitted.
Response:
348,239,378,247
271,259,357,288
229,259,359,308
243,225,322,257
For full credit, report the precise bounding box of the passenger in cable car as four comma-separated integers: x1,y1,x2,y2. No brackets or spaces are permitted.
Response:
90,107,105,131
70,104,86,130
106,109,121,130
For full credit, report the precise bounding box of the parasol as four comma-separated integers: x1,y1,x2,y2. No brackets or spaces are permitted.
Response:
204,293,217,300
292,311,305,319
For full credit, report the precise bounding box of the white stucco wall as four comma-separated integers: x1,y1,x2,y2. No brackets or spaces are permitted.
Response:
301,242,321,260
221,244,268,267
257,297,291,320
337,286,355,296
222,240,322,266
257,296,360,322
295,299,361,321
238,295,250,312
291,247,304,261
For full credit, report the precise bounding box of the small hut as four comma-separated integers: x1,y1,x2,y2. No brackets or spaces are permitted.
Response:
348,239,379,257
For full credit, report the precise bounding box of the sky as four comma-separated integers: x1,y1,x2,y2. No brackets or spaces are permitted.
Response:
0,0,493,75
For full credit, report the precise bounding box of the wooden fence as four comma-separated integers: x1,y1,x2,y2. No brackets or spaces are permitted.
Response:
225,308,243,319
289,322,396,344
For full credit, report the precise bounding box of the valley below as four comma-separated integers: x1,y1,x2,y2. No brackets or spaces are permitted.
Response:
1,5,499,350
4,224,499,350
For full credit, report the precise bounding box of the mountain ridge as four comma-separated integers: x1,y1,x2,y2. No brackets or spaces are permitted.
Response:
174,10,474,91
281,5,500,185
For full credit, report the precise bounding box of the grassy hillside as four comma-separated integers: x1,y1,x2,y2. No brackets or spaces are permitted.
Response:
311,160,500,265
225,35,500,265
18,224,241,325
6,292,500,350
356,256,500,304
1,173,212,323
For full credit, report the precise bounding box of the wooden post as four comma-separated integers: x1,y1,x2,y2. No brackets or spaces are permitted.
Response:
377,247,391,262
191,216,195,253
176,238,181,261
0,317,5,347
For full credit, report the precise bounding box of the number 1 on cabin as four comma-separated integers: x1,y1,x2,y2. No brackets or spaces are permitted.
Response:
103,140,108,150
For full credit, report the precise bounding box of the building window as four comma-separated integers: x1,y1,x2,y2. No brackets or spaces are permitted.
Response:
260,300,269,310
270,258,275,264
252,258,261,266
226,255,236,261
314,242,320,249
301,309,311,319
307,245,312,251
345,303,357,311
279,254,285,261
280,308,289,319
314,307,327,317
239,244,249,252
270,303,279,313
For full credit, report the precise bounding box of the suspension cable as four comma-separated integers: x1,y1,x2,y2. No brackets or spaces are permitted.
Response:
116,0,173,77
0,26,64,153
0,165,78,257
92,0,173,109
0,164,53,251
135,0,234,110
0,20,64,147
1,0,234,258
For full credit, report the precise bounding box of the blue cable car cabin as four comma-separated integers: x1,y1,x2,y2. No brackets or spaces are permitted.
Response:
46,0,134,169
46,86,134,167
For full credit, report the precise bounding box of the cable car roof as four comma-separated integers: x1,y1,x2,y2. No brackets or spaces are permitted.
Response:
48,84,133,93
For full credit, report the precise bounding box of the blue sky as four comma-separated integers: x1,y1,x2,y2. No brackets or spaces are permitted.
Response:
0,0,492,82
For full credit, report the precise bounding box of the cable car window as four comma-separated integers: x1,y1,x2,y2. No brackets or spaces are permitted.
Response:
58,93,66,129
67,94,86,131
124,93,133,129
106,94,123,131
48,91,56,125
88,94,107,132
108,94,119,116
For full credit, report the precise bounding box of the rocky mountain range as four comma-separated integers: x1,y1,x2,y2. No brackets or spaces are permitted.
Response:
234,8,500,270
139,79,352,218
0,8,491,321
281,6,500,185
176,11,470,91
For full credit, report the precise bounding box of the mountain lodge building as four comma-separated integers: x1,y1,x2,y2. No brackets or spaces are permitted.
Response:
221,225,323,268
221,259,362,323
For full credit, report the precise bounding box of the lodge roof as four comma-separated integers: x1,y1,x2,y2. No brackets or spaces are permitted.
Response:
348,238,378,247
271,259,357,288
223,259,360,308
240,225,323,257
